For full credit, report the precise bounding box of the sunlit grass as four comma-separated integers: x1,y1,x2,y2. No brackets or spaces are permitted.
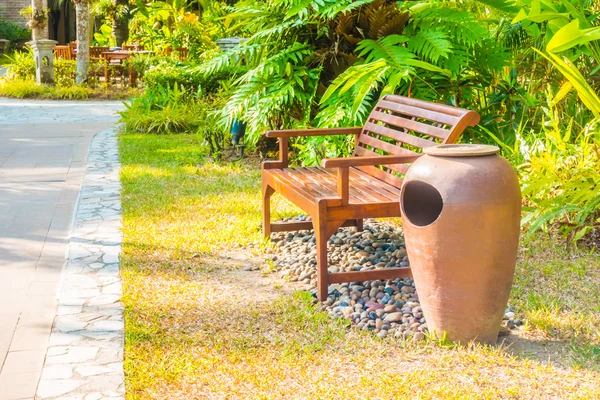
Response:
120,133,600,399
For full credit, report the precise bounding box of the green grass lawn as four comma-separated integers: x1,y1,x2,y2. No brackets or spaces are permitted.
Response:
120,132,600,399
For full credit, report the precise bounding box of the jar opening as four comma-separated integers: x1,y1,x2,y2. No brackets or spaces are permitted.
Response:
401,181,443,227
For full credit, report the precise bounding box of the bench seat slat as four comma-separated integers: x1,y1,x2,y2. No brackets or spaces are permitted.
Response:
265,167,401,205
316,167,396,203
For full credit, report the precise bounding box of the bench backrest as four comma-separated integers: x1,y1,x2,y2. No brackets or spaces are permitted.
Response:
354,94,480,186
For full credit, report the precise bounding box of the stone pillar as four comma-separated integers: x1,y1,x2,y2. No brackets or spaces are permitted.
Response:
0,39,10,55
28,39,58,84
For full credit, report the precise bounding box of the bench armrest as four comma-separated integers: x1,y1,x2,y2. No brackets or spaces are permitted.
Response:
265,127,362,138
263,128,363,169
321,154,422,168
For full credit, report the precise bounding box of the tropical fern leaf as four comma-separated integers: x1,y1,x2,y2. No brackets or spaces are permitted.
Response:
408,30,453,64
474,0,519,14
412,7,489,48
473,39,512,72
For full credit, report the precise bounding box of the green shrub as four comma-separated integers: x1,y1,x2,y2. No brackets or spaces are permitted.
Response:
0,79,45,98
120,83,229,157
54,58,76,86
120,83,202,134
4,49,35,80
49,85,90,100
142,61,235,94
0,19,30,43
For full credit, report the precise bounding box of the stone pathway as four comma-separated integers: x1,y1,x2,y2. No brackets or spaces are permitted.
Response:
36,127,124,399
0,99,124,400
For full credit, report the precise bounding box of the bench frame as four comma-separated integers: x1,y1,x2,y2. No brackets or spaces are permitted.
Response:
262,95,480,300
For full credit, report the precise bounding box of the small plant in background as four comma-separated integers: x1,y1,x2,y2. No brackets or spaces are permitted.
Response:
0,19,31,45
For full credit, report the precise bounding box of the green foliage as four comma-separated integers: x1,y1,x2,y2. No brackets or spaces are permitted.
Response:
120,83,199,134
128,0,220,61
94,24,115,47
120,83,229,157
141,59,235,94
0,18,31,42
519,101,600,244
4,49,36,80
0,79,45,98
0,79,92,99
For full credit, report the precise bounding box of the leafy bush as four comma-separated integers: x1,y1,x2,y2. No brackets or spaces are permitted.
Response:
142,61,235,93
120,83,203,134
0,19,30,43
0,79,92,99
4,49,36,80
120,83,229,157
519,112,599,244
0,79,45,98
54,58,77,86
51,85,91,100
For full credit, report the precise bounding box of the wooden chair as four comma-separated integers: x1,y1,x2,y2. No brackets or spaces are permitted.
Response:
54,45,72,60
89,46,109,61
165,47,188,61
262,94,480,300
122,44,144,51
68,41,77,57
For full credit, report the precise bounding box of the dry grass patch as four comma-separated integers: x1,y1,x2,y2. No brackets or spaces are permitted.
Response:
120,133,600,399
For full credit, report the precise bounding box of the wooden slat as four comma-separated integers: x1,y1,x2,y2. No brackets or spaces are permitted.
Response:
264,171,319,213
384,94,469,117
299,167,367,203
270,219,361,233
370,111,451,140
354,146,410,175
281,168,333,200
317,167,394,203
271,169,332,207
327,202,401,220
355,164,404,188
270,221,313,232
266,127,362,138
363,122,437,150
376,99,460,126
329,267,412,284
350,168,402,199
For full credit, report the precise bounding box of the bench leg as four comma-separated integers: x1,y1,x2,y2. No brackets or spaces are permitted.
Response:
262,183,275,239
315,203,329,301
355,219,364,232
314,201,345,301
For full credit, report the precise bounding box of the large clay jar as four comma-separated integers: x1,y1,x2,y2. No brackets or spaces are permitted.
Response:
400,144,521,344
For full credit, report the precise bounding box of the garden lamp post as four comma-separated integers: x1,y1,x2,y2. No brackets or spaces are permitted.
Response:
29,0,57,84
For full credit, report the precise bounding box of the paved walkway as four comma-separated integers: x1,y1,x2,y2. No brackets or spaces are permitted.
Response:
0,99,124,400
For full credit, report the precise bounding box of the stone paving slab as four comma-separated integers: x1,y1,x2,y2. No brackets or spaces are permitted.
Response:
37,127,124,400
0,99,124,400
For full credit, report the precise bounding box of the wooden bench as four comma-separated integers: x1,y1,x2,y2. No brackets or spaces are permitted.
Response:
262,94,480,300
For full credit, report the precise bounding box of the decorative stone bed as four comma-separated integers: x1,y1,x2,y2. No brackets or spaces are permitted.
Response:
258,217,521,340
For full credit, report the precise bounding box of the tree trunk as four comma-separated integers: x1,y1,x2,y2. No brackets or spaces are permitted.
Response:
112,0,130,47
31,0,44,40
75,0,90,84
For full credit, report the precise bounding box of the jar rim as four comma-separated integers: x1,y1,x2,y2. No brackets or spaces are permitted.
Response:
424,144,499,157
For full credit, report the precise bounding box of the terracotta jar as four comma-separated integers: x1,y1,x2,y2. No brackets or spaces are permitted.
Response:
400,144,521,344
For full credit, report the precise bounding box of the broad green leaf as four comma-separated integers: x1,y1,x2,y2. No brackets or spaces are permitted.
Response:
552,81,573,105
547,20,600,53
534,49,600,117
